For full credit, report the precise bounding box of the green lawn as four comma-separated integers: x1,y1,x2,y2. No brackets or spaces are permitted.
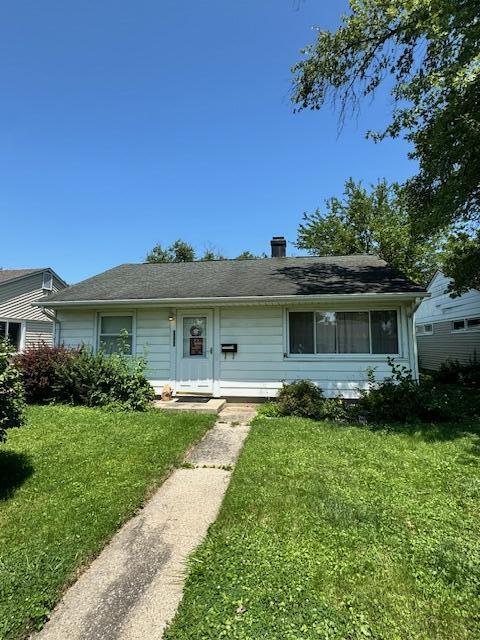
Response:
166,416,480,640
0,405,215,640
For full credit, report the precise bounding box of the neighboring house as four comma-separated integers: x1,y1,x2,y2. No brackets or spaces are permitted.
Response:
36,237,427,399
415,270,480,370
0,268,67,352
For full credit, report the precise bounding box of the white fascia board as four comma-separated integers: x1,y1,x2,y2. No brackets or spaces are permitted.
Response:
34,291,429,309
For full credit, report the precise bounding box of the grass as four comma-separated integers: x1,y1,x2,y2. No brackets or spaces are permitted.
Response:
0,405,215,640
165,416,480,640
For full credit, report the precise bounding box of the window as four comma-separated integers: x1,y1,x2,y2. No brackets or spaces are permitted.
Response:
467,318,480,330
371,311,399,352
42,271,53,291
452,317,480,333
0,320,22,351
99,315,133,354
289,310,399,355
289,312,314,354
183,317,207,357
416,323,433,336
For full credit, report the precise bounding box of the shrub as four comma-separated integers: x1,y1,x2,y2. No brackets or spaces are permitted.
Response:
0,338,26,439
52,346,155,411
14,337,155,412
275,380,347,421
355,358,480,423
14,343,76,404
256,402,282,418
433,354,480,388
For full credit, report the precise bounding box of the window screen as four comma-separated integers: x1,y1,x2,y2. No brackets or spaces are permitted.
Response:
99,316,133,354
371,311,398,353
42,272,53,290
289,312,314,354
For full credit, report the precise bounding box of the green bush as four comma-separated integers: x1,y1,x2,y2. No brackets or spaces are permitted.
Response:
52,346,155,411
433,353,480,388
14,343,77,404
355,358,480,423
275,380,347,421
14,335,155,412
0,338,26,439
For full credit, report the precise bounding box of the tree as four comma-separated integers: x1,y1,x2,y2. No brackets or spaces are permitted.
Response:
292,0,479,293
201,249,217,261
235,251,257,260
145,239,195,263
145,241,262,262
200,244,226,261
297,178,441,285
442,229,480,294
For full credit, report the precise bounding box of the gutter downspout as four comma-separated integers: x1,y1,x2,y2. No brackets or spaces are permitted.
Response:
42,308,60,346
406,296,426,380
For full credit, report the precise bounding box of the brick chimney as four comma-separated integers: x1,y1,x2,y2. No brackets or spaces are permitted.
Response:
270,236,286,258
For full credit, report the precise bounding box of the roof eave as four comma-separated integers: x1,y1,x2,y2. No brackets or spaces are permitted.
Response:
34,291,429,308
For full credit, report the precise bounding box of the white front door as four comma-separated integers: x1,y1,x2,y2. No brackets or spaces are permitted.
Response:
176,310,214,394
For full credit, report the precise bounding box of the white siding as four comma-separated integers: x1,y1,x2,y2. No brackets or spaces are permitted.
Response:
0,272,64,322
56,302,417,399
57,310,96,348
136,309,171,384
416,271,480,324
25,320,53,348
218,305,414,399
415,272,480,369
56,308,173,391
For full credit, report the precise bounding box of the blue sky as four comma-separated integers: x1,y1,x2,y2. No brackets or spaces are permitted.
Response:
1,1,415,283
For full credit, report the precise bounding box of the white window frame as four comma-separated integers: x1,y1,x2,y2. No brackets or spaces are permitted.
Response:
285,308,402,360
451,317,480,333
416,323,433,336
42,271,53,291
0,318,26,352
97,312,136,355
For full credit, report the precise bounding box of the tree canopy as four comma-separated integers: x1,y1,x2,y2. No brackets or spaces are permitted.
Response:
292,0,479,292
145,240,196,263
145,241,255,263
442,229,480,294
297,178,441,286
235,251,265,260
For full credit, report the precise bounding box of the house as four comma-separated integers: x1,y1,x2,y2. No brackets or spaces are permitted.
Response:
36,238,427,399
0,268,67,352
415,270,480,370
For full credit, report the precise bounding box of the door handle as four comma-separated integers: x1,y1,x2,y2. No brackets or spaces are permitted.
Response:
210,347,213,354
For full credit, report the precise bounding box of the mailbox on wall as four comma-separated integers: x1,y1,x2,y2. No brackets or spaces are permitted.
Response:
221,343,238,358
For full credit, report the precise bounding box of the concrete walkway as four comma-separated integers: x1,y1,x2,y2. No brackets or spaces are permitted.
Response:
33,404,256,640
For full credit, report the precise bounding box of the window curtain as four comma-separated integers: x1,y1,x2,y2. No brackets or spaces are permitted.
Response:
315,312,336,353
336,312,370,353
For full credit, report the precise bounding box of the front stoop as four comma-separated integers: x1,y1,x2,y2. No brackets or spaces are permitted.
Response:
154,398,226,414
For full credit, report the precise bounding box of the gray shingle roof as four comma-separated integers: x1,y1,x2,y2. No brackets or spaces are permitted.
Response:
0,268,43,285
41,255,425,304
